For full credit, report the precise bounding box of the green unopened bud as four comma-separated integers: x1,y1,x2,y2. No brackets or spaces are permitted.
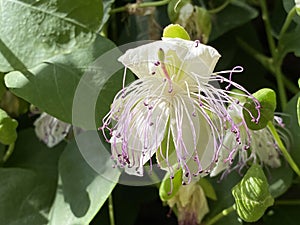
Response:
243,88,276,130
167,182,209,225
159,169,183,201
0,108,18,145
232,164,274,222
167,0,190,22
163,24,191,40
186,6,211,43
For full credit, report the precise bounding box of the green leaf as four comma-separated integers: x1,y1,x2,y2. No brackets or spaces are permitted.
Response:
283,0,300,24
232,164,274,222
0,0,103,72
210,1,258,41
284,92,300,167
0,108,18,145
98,0,115,32
0,168,48,225
198,178,217,200
163,24,191,40
243,88,277,130
48,131,120,225
1,128,65,225
267,164,293,198
278,25,300,58
5,35,117,125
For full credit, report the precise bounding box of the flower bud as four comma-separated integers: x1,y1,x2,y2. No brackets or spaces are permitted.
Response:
232,164,274,222
243,88,276,130
167,182,209,225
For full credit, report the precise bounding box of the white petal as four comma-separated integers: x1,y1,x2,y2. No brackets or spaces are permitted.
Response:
34,113,71,148
118,38,220,83
210,133,236,177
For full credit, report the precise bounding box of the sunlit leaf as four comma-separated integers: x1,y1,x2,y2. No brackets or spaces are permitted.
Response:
48,131,120,225
5,35,117,125
0,0,103,72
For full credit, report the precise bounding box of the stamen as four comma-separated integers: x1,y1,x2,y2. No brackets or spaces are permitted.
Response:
224,66,244,90
158,48,173,93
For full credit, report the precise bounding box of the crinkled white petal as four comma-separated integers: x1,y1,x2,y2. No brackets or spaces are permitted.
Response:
34,113,71,148
118,38,220,84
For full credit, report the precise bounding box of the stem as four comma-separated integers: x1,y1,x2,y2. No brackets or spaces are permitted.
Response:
237,39,299,95
275,200,300,206
110,0,171,14
279,7,297,40
274,65,287,109
208,0,231,14
3,142,15,162
205,205,235,225
267,121,300,177
108,194,115,225
260,0,277,57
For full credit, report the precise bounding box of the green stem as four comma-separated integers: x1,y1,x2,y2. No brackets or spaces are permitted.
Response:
267,121,300,177
3,142,15,162
108,194,115,225
237,39,299,95
274,65,287,109
279,7,297,40
205,205,235,225
260,0,288,108
110,0,171,14
260,0,277,57
208,0,231,14
275,200,300,206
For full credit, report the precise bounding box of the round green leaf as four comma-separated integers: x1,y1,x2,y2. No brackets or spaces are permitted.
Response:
232,164,274,222
243,88,276,130
163,24,191,40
